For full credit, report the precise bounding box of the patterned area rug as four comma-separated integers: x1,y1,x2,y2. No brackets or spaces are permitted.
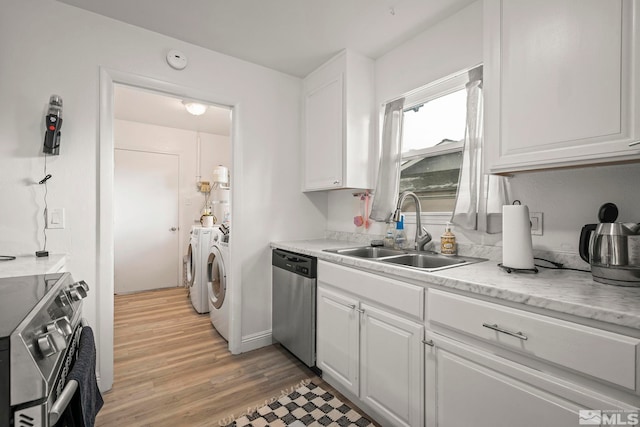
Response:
220,381,373,427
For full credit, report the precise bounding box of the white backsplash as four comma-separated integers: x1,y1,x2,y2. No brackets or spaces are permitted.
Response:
328,163,640,270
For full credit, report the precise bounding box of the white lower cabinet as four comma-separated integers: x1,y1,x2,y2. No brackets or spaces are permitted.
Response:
316,286,360,396
360,303,424,427
316,284,424,427
427,288,640,392
424,331,638,427
316,262,640,427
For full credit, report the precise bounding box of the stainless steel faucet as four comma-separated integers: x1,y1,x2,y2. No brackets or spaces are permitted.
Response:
393,191,432,251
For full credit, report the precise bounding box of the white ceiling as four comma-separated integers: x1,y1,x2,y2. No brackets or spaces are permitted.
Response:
115,85,231,136
56,0,476,77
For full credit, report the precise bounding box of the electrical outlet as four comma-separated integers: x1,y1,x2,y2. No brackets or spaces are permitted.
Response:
530,212,543,235
46,208,65,229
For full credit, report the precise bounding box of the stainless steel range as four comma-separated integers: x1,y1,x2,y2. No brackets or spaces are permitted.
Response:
0,272,89,427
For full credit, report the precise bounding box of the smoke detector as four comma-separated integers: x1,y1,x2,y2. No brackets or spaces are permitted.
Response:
166,50,187,70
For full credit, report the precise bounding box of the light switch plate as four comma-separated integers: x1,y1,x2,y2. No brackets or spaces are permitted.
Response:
46,208,65,229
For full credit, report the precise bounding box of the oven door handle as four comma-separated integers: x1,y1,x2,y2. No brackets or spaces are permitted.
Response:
49,380,78,425
49,318,89,425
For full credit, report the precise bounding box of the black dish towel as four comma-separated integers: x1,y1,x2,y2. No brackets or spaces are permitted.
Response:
59,326,104,427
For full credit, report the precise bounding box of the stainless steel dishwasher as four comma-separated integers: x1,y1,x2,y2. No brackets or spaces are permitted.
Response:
272,248,317,367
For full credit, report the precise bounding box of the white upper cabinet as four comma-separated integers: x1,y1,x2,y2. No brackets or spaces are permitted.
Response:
302,50,374,191
484,0,640,174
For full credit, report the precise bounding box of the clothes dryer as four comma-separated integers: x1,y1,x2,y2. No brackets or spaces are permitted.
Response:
189,226,217,314
207,236,230,341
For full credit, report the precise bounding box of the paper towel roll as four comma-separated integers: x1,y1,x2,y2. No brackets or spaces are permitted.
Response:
502,205,535,269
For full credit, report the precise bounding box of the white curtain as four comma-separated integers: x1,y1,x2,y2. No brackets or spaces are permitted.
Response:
451,67,508,233
370,98,405,222
481,173,509,233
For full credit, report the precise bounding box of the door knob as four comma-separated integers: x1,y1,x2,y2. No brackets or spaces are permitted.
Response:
170,227,177,231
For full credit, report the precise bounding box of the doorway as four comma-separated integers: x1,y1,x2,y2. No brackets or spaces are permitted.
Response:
113,83,232,293
98,70,237,391
114,149,180,293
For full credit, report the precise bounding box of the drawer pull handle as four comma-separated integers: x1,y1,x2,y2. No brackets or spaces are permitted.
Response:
629,140,640,147
422,339,435,347
482,323,528,340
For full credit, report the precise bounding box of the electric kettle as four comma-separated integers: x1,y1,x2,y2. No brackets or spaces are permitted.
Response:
579,202,640,286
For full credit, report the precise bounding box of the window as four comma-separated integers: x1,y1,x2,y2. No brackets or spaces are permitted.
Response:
398,72,469,213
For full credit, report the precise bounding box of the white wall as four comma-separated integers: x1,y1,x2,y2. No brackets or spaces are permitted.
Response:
0,0,327,389
327,0,640,256
328,0,483,239
114,119,231,261
374,1,484,105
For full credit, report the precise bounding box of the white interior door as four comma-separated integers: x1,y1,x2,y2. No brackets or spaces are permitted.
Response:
114,149,180,294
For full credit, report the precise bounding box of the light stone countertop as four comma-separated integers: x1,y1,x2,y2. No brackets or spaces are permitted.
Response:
0,254,66,278
271,239,640,331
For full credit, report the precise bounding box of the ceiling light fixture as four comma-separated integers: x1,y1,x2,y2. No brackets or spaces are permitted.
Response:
182,101,208,116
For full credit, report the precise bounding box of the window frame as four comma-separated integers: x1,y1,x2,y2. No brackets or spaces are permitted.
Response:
396,70,471,225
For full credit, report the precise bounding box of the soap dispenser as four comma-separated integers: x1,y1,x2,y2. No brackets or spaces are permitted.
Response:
384,222,395,248
394,215,408,249
441,222,457,255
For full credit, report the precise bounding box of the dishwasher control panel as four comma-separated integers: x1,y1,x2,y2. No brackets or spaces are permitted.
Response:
272,249,317,278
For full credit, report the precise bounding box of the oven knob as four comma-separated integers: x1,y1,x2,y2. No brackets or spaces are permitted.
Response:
73,280,90,292
46,317,73,338
56,290,71,307
37,330,67,357
68,280,89,301
68,288,82,301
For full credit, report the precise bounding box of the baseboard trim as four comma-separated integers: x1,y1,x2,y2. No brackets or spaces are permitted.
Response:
240,330,273,353
96,374,108,393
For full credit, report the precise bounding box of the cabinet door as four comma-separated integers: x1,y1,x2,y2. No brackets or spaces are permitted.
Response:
361,303,424,427
425,332,636,427
303,74,344,190
316,285,359,396
484,0,640,173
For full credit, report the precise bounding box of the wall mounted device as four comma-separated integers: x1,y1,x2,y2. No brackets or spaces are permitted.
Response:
198,181,211,193
166,49,188,70
43,95,63,155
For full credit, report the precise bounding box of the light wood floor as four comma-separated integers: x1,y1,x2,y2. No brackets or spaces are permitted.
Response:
95,287,372,427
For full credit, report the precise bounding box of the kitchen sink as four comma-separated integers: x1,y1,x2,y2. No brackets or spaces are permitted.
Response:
325,247,406,258
379,253,467,269
323,246,486,272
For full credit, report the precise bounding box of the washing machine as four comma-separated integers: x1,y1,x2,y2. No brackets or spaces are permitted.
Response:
206,234,230,341
186,229,197,289
189,226,217,314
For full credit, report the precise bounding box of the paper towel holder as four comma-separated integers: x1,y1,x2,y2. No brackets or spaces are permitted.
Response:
500,199,538,273
497,263,538,274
